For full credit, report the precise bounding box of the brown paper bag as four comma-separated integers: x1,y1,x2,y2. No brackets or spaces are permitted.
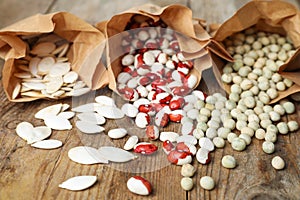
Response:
0,12,107,102
96,4,216,94
212,0,300,103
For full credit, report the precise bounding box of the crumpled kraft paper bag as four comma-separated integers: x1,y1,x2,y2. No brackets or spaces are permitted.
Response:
0,12,107,102
212,0,300,103
96,4,217,93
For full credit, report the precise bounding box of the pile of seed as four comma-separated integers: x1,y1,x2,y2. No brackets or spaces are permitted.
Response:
12,33,89,100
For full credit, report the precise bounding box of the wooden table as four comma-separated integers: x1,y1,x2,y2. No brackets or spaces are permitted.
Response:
0,0,300,199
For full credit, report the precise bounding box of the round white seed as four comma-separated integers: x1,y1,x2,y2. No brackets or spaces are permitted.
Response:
199,176,215,190
181,177,193,191
221,155,237,169
271,156,285,170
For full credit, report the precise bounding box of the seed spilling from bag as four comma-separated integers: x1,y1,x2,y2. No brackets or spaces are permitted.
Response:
12,33,90,100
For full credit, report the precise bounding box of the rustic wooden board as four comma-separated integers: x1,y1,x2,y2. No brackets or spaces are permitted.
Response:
0,0,300,200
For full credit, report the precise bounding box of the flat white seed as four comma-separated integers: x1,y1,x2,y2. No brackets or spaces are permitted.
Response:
49,62,71,77
121,103,138,118
68,146,109,164
51,42,69,55
71,103,100,113
199,137,214,152
58,43,70,57
28,126,52,144
22,82,46,90
98,146,137,163
31,139,62,149
73,81,86,89
271,156,285,170
76,112,106,125
160,132,179,142
95,95,116,107
31,42,56,55
46,76,63,93
44,115,72,130
108,128,127,139
16,121,34,141
29,57,41,78
21,91,45,98
200,176,215,190
75,121,105,134
59,176,97,191
221,155,237,169
57,111,75,119
38,57,55,75
63,71,79,84
231,137,246,151
95,106,124,119
67,87,90,96
124,135,139,150
35,103,62,119
12,82,21,99
176,135,197,145
51,90,65,97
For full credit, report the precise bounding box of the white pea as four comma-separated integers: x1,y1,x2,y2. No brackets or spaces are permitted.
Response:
276,82,286,91
271,73,282,83
227,132,238,143
223,119,236,130
205,103,215,111
259,113,270,120
205,96,217,105
258,91,270,104
241,127,255,137
233,60,243,71
269,111,280,122
260,119,272,129
232,75,243,84
243,57,255,66
196,115,208,123
254,106,264,115
229,92,240,102
287,121,299,132
181,164,196,177
236,120,247,131
238,66,251,77
181,177,193,191
213,137,225,148
240,79,253,90
225,100,236,110
266,88,278,99
258,81,269,91
193,128,205,139
265,131,277,143
194,100,205,110
255,128,266,140
231,137,247,151
223,64,233,73
250,86,259,95
200,176,215,190
271,156,285,170
277,122,289,134
282,102,295,114
197,121,208,132
217,127,231,139
221,155,237,169
243,96,256,108
200,108,211,117
273,104,285,116
283,78,293,88
262,141,275,154
239,133,251,145
206,127,218,139
252,41,262,50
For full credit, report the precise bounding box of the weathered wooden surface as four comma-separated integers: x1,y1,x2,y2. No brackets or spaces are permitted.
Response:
0,0,300,200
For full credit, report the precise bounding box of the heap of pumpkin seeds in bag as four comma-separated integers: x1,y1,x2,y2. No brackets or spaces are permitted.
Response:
12,33,90,99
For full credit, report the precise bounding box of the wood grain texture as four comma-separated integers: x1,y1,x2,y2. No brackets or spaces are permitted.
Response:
0,0,300,200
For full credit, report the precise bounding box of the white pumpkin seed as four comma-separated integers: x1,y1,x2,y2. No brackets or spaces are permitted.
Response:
46,76,63,93
95,95,116,107
121,103,138,118
51,90,65,97
29,126,52,144
58,43,69,57
68,146,109,164
14,72,32,79
75,121,105,134
57,111,75,119
35,103,62,119
22,82,46,90
73,81,86,89
16,121,34,141
95,106,124,119
63,71,78,84
44,115,72,130
49,62,70,77
59,176,97,191
108,128,127,139
52,43,69,55
98,146,137,163
72,103,100,113
29,57,41,77
31,139,62,149
12,82,21,99
124,135,139,150
76,112,106,125
38,57,55,75
67,87,90,96
21,91,45,98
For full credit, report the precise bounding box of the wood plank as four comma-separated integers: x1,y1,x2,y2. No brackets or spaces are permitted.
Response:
0,0,55,28
48,0,187,25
